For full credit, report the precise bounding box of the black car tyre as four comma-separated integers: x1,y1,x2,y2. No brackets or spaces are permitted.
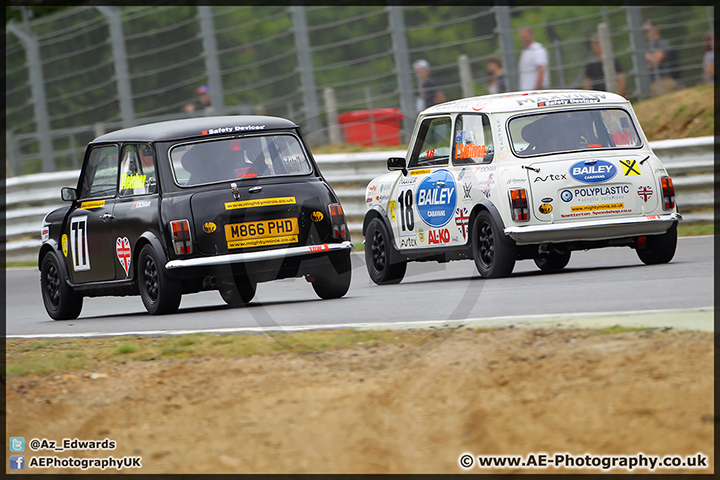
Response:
636,223,677,265
40,252,83,320
534,249,571,271
365,218,406,285
138,244,181,315
219,277,257,307
471,210,516,278
311,254,352,299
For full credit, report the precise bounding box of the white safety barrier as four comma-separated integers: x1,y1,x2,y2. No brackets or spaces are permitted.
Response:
5,137,714,262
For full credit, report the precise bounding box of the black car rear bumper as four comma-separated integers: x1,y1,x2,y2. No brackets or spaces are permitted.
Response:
164,241,354,270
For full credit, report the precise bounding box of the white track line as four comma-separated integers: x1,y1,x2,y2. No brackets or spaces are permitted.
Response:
6,307,713,339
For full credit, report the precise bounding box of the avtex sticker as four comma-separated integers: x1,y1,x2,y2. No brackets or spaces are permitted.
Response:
225,197,296,210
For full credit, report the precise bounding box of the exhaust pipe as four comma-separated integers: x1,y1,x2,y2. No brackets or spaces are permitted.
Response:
202,276,218,289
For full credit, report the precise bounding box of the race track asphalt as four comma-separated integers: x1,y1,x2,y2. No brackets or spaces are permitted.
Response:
6,236,713,338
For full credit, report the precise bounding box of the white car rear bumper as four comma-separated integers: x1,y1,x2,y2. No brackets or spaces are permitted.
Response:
504,213,681,245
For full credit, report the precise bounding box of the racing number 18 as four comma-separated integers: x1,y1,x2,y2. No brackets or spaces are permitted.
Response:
397,189,414,233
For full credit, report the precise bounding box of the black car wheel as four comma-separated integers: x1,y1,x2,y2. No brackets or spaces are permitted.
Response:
534,249,571,272
636,223,678,265
40,252,83,320
311,254,352,299
365,218,406,285
471,210,516,278
219,276,257,307
138,244,181,315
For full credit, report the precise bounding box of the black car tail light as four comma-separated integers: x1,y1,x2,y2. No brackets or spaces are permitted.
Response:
509,188,529,221
170,219,193,255
660,176,675,210
328,203,349,240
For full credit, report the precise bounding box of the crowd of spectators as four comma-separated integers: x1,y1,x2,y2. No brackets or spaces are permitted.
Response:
409,19,712,108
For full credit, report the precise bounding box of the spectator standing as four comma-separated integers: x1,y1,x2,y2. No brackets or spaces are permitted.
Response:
486,56,507,94
518,28,549,91
413,59,446,112
183,85,213,115
703,33,714,84
583,35,626,96
643,20,677,96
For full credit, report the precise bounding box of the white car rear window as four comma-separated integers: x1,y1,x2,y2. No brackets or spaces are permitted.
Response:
508,109,642,157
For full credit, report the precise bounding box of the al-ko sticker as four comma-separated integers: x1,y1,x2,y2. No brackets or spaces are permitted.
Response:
69,216,90,271
569,160,617,184
416,169,457,228
428,228,450,245
116,237,132,277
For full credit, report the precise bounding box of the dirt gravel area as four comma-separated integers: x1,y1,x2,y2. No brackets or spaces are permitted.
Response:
5,327,714,474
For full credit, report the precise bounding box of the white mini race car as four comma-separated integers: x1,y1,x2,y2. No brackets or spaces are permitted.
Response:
362,90,681,283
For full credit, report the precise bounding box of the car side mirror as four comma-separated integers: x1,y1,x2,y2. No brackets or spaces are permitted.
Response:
61,187,77,202
387,157,407,176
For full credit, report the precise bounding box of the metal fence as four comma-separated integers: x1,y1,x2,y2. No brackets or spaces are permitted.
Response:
6,5,715,176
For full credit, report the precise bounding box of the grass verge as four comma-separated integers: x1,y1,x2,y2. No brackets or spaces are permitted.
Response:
678,222,714,237
6,325,663,378
5,329,447,377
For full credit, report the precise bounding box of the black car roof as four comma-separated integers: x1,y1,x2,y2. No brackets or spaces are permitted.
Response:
91,115,298,143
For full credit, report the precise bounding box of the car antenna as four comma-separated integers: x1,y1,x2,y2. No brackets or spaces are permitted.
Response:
639,155,650,165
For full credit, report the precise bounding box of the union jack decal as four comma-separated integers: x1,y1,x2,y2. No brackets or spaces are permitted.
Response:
637,185,653,202
455,207,470,240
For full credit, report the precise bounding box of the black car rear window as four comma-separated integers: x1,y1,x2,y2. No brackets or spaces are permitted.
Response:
170,134,312,187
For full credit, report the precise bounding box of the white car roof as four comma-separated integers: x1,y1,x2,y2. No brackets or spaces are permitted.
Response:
421,89,630,115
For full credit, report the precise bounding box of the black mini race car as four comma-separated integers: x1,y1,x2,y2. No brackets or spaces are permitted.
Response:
39,116,353,319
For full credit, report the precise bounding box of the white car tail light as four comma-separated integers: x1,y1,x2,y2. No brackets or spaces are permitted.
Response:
660,176,675,210
509,188,529,221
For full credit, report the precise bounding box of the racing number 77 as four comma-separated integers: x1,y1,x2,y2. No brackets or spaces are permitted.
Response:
397,189,414,232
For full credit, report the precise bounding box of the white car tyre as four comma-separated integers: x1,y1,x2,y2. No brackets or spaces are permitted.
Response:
365,218,407,285
471,210,516,278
